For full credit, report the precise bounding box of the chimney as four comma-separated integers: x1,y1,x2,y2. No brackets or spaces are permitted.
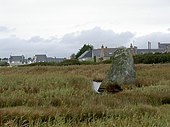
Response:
130,43,133,48
158,42,160,49
101,45,105,58
148,41,151,50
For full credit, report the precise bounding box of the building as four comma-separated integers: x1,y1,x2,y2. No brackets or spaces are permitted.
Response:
79,45,134,62
33,54,64,63
158,42,170,53
1,58,9,63
137,42,170,54
136,48,165,54
33,54,47,63
47,57,64,62
78,42,170,62
78,50,93,61
9,55,26,66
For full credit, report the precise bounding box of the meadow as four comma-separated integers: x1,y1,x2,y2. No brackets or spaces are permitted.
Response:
0,64,170,126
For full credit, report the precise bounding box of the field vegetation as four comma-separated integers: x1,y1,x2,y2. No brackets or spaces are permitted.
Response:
134,53,170,64
0,64,170,126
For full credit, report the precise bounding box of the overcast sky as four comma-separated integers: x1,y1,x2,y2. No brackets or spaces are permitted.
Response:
0,0,170,58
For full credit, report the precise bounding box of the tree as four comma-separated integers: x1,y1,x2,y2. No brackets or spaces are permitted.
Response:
70,53,76,59
75,44,93,59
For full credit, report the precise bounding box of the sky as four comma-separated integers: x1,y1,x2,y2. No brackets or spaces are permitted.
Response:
0,0,170,58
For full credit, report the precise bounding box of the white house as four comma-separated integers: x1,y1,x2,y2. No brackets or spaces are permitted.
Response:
9,55,26,66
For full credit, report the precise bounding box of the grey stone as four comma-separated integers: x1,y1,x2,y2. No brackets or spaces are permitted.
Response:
99,47,136,93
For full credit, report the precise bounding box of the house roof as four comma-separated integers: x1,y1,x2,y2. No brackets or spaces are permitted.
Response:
137,49,165,54
159,42,170,45
93,48,117,57
34,54,47,62
159,43,170,49
79,48,118,59
35,54,47,57
93,49,101,57
103,48,117,57
9,55,24,62
79,50,92,59
47,57,64,62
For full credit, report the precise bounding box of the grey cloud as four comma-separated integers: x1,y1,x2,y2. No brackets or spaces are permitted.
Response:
0,27,135,58
0,26,15,33
61,27,135,49
0,36,69,58
135,32,170,49
28,36,44,42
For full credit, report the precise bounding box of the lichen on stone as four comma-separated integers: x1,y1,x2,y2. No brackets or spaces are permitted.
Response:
99,47,136,93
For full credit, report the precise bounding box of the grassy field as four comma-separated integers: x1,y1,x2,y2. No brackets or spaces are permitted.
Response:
0,64,170,126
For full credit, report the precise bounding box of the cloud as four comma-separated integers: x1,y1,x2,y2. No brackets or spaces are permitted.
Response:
135,32,170,49
28,36,45,43
0,26,15,33
0,27,135,58
2,27,170,58
168,28,170,31
61,27,135,48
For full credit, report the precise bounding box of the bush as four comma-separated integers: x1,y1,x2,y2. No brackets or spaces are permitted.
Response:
100,59,112,64
57,59,80,66
21,59,100,67
134,53,170,64
21,59,81,67
0,61,9,66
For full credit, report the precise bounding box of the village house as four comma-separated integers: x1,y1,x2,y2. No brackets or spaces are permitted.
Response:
79,44,136,62
158,42,170,53
0,54,65,66
78,42,170,62
9,55,26,66
33,54,47,63
33,54,64,63
1,58,9,63
137,42,169,54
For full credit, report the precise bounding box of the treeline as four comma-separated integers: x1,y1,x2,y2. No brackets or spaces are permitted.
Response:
134,53,170,64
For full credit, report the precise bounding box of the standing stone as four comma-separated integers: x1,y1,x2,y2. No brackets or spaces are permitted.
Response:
99,47,136,93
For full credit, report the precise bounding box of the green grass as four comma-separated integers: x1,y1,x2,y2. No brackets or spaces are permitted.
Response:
0,64,170,126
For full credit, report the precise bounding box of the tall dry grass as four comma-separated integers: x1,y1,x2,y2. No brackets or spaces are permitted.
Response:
0,64,170,126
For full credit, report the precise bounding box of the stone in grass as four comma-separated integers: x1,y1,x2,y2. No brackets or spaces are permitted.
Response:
99,47,136,93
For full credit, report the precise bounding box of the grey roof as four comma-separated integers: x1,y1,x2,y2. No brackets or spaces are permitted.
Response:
93,48,117,57
137,49,165,54
104,48,117,57
159,43,170,49
93,49,101,57
79,50,92,59
35,54,47,57
34,54,47,62
47,57,64,62
79,48,118,59
9,55,25,62
159,43,170,45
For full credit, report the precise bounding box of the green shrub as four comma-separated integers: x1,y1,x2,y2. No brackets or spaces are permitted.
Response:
134,53,170,64
0,61,9,66
58,59,80,66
